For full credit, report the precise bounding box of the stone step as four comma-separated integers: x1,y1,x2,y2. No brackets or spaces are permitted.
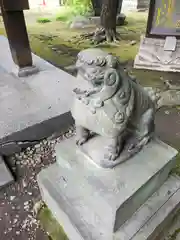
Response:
0,155,13,188
37,137,178,240
115,175,180,240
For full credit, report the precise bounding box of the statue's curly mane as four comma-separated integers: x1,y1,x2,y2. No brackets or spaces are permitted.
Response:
76,49,120,69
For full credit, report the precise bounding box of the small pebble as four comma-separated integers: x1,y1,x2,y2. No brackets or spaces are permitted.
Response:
35,144,40,149
10,196,15,201
24,201,29,205
130,40,136,45
13,219,18,224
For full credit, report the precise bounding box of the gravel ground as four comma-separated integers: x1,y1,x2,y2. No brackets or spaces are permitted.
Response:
0,126,75,240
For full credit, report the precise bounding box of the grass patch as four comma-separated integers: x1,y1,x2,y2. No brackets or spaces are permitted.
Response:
37,17,52,24
0,12,178,88
55,7,75,22
55,5,92,23
56,15,71,22
38,205,68,240
171,153,180,176
169,228,180,240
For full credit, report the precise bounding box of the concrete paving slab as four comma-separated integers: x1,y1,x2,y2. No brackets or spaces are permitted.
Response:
0,156,13,188
0,36,75,155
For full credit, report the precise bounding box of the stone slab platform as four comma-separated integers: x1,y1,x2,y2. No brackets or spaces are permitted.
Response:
0,35,75,155
0,156,13,188
134,36,180,72
116,175,180,240
37,138,178,240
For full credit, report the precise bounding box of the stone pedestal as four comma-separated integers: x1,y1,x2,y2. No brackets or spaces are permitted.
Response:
37,137,180,240
134,35,180,72
121,0,149,12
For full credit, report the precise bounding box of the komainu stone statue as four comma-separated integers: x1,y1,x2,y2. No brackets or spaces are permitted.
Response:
71,48,156,168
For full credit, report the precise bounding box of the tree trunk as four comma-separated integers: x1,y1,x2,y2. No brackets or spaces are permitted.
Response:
100,0,119,41
91,0,122,16
82,0,122,43
91,0,102,16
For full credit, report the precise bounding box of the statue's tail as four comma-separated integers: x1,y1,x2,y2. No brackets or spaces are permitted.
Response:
143,87,161,110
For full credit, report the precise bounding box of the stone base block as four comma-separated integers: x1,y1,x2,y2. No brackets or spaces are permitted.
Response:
0,156,13,188
37,138,178,240
116,175,180,240
134,36,180,72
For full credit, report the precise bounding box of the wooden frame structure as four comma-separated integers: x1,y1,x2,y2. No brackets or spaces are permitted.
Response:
0,0,38,76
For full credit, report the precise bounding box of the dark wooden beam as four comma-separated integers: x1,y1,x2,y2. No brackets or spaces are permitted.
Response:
2,0,30,11
0,0,38,76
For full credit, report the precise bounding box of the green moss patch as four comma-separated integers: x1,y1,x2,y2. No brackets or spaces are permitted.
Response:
171,153,180,176
37,18,52,24
38,205,68,240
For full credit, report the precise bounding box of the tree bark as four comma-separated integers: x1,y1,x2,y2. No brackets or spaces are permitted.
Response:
91,0,122,16
82,0,122,43
100,0,119,41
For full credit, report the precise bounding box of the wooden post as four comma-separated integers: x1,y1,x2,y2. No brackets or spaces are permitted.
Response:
0,0,38,77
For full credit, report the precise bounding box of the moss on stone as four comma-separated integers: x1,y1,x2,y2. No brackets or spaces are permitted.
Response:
169,228,180,240
171,153,180,176
38,205,68,240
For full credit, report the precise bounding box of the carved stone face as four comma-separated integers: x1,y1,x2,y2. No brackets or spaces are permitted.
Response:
78,65,106,88
76,48,120,91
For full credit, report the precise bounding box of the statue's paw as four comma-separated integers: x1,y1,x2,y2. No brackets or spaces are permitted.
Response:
104,146,120,161
128,136,150,151
137,136,150,148
76,137,88,146
128,143,136,151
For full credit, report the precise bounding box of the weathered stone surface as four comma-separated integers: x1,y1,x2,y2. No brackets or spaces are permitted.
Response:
0,155,13,188
116,175,180,240
70,14,126,29
134,36,180,72
158,90,180,108
18,65,39,77
37,138,177,240
87,14,126,26
70,16,91,29
116,13,126,26
73,48,156,168
0,36,75,155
